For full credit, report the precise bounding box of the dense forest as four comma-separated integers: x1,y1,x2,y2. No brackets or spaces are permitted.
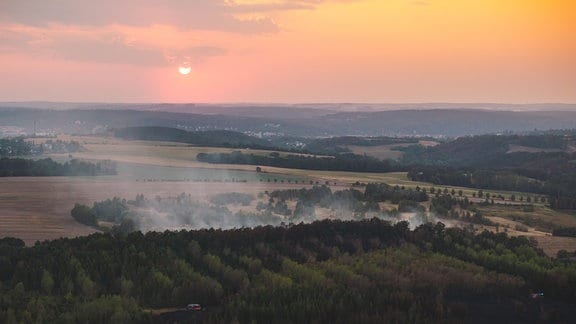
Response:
0,158,116,177
1,219,575,323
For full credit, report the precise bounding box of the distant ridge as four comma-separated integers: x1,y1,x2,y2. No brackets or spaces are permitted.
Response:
1,105,575,137
114,126,273,149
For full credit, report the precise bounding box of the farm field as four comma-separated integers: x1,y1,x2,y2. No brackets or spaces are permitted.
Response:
43,136,480,189
0,176,323,245
0,136,343,245
3,135,576,256
476,204,576,230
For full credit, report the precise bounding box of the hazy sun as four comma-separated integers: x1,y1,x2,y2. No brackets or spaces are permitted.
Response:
178,66,191,75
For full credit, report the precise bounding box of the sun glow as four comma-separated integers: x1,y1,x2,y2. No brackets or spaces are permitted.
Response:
178,65,191,75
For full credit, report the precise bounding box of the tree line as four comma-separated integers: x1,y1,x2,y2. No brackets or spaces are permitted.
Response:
197,151,399,173
0,158,116,177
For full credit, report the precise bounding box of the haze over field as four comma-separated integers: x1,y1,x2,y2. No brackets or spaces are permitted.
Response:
1,0,575,104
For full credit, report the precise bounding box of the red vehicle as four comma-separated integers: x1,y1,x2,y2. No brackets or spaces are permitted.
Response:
186,304,202,311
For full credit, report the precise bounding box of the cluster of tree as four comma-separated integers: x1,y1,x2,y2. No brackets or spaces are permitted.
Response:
71,197,134,230
72,193,286,234
0,158,116,177
70,204,98,227
1,219,575,323
430,194,469,215
197,151,400,173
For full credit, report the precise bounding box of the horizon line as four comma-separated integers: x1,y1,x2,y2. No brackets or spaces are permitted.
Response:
1,101,576,106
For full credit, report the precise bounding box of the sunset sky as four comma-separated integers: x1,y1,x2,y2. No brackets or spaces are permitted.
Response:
0,0,574,103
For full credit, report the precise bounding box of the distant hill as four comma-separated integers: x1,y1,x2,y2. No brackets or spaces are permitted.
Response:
114,127,273,149
1,104,576,137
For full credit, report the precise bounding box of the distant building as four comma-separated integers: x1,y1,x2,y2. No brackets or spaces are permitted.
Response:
0,126,27,138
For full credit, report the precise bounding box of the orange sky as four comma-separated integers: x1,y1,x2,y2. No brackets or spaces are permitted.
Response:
0,0,574,103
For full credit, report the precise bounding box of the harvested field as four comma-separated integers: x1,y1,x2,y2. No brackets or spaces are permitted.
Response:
0,176,326,245
1,136,351,245
480,215,576,257
477,205,576,230
534,236,576,257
